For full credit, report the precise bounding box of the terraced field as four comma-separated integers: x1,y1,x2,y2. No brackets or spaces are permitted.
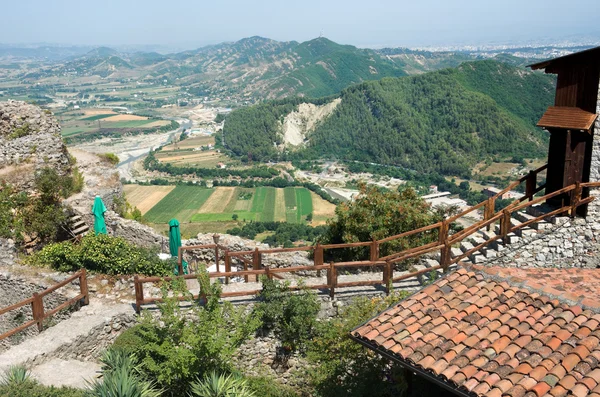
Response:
143,186,214,223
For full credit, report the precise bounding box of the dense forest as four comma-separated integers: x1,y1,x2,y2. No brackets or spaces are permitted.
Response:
222,60,555,177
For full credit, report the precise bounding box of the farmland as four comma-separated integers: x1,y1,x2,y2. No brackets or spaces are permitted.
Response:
155,134,230,168
125,185,337,235
56,108,172,140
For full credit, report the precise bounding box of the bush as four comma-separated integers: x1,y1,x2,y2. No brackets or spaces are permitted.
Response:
306,290,409,397
98,153,120,165
119,270,260,394
245,376,299,397
33,234,171,276
254,277,320,352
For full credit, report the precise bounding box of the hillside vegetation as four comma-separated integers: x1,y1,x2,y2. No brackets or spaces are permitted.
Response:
223,60,555,176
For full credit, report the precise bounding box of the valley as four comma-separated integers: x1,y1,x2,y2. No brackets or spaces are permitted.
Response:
0,36,579,240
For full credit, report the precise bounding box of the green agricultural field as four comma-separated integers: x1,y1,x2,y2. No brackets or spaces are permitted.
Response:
135,186,327,228
102,120,156,128
296,188,313,222
144,186,214,223
81,114,115,121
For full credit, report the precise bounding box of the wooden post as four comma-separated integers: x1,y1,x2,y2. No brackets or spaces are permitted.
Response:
314,243,323,278
370,239,380,262
383,262,393,294
215,245,220,273
243,258,249,283
224,250,230,285
177,247,184,276
440,242,451,272
438,220,449,245
328,262,336,298
487,197,496,231
571,182,582,218
31,292,44,332
79,268,89,306
134,276,142,314
501,209,511,245
526,170,536,201
253,248,261,270
265,265,272,280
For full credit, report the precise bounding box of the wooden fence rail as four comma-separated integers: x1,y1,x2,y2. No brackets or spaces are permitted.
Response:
0,269,89,341
133,166,600,312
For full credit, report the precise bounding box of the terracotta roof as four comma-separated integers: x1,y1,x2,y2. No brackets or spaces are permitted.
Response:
351,267,600,397
537,106,598,131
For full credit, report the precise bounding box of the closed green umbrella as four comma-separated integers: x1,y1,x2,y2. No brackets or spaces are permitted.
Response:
168,219,188,275
92,196,107,235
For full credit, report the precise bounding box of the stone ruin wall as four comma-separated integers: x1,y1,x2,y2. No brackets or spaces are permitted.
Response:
0,100,71,191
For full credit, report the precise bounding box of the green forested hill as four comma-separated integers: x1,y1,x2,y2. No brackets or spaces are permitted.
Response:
222,60,556,176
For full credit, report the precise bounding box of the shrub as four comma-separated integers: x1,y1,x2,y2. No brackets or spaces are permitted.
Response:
98,153,120,165
254,277,320,352
306,290,409,397
33,234,171,276
189,372,255,397
245,376,299,397
120,269,261,394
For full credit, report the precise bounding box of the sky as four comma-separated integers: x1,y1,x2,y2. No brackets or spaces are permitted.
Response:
2,0,599,49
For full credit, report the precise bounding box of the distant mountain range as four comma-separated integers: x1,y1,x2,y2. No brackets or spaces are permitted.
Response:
222,60,556,176
2,37,489,99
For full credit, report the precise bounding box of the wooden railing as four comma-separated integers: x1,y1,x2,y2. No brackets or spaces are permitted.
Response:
133,165,600,312
0,269,90,341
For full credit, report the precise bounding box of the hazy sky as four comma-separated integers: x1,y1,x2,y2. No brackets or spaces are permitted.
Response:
3,0,599,49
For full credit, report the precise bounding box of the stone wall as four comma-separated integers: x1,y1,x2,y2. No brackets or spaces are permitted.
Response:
589,73,600,182
0,239,16,266
53,313,136,362
0,273,74,352
0,101,70,190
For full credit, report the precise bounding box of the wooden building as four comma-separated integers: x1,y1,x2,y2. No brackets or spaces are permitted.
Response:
529,47,600,216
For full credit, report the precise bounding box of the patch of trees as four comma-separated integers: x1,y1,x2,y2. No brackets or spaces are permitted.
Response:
223,60,554,177
227,222,327,247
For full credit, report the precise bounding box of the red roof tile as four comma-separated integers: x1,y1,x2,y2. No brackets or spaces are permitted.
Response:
351,267,600,397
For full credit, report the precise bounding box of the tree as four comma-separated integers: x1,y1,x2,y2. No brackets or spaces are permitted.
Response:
322,184,440,260
231,214,238,221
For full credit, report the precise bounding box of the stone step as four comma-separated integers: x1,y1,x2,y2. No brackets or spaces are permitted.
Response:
72,225,89,235
470,253,486,264
71,221,86,229
460,241,475,253
69,215,82,223
450,247,463,258
424,259,440,268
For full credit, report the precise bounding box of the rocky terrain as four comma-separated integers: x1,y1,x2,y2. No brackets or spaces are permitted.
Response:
0,100,70,190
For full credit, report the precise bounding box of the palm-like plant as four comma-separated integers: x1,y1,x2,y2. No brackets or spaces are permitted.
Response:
189,372,255,397
85,348,162,397
0,365,31,386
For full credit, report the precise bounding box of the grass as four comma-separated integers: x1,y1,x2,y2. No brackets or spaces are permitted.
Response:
191,211,256,222
144,186,214,223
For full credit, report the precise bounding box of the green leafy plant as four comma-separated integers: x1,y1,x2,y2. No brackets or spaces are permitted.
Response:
189,372,255,397
0,366,83,397
32,234,171,276
306,291,409,397
85,349,161,397
0,366,30,386
98,153,120,166
244,376,299,397
8,123,32,140
115,269,260,394
254,277,320,352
